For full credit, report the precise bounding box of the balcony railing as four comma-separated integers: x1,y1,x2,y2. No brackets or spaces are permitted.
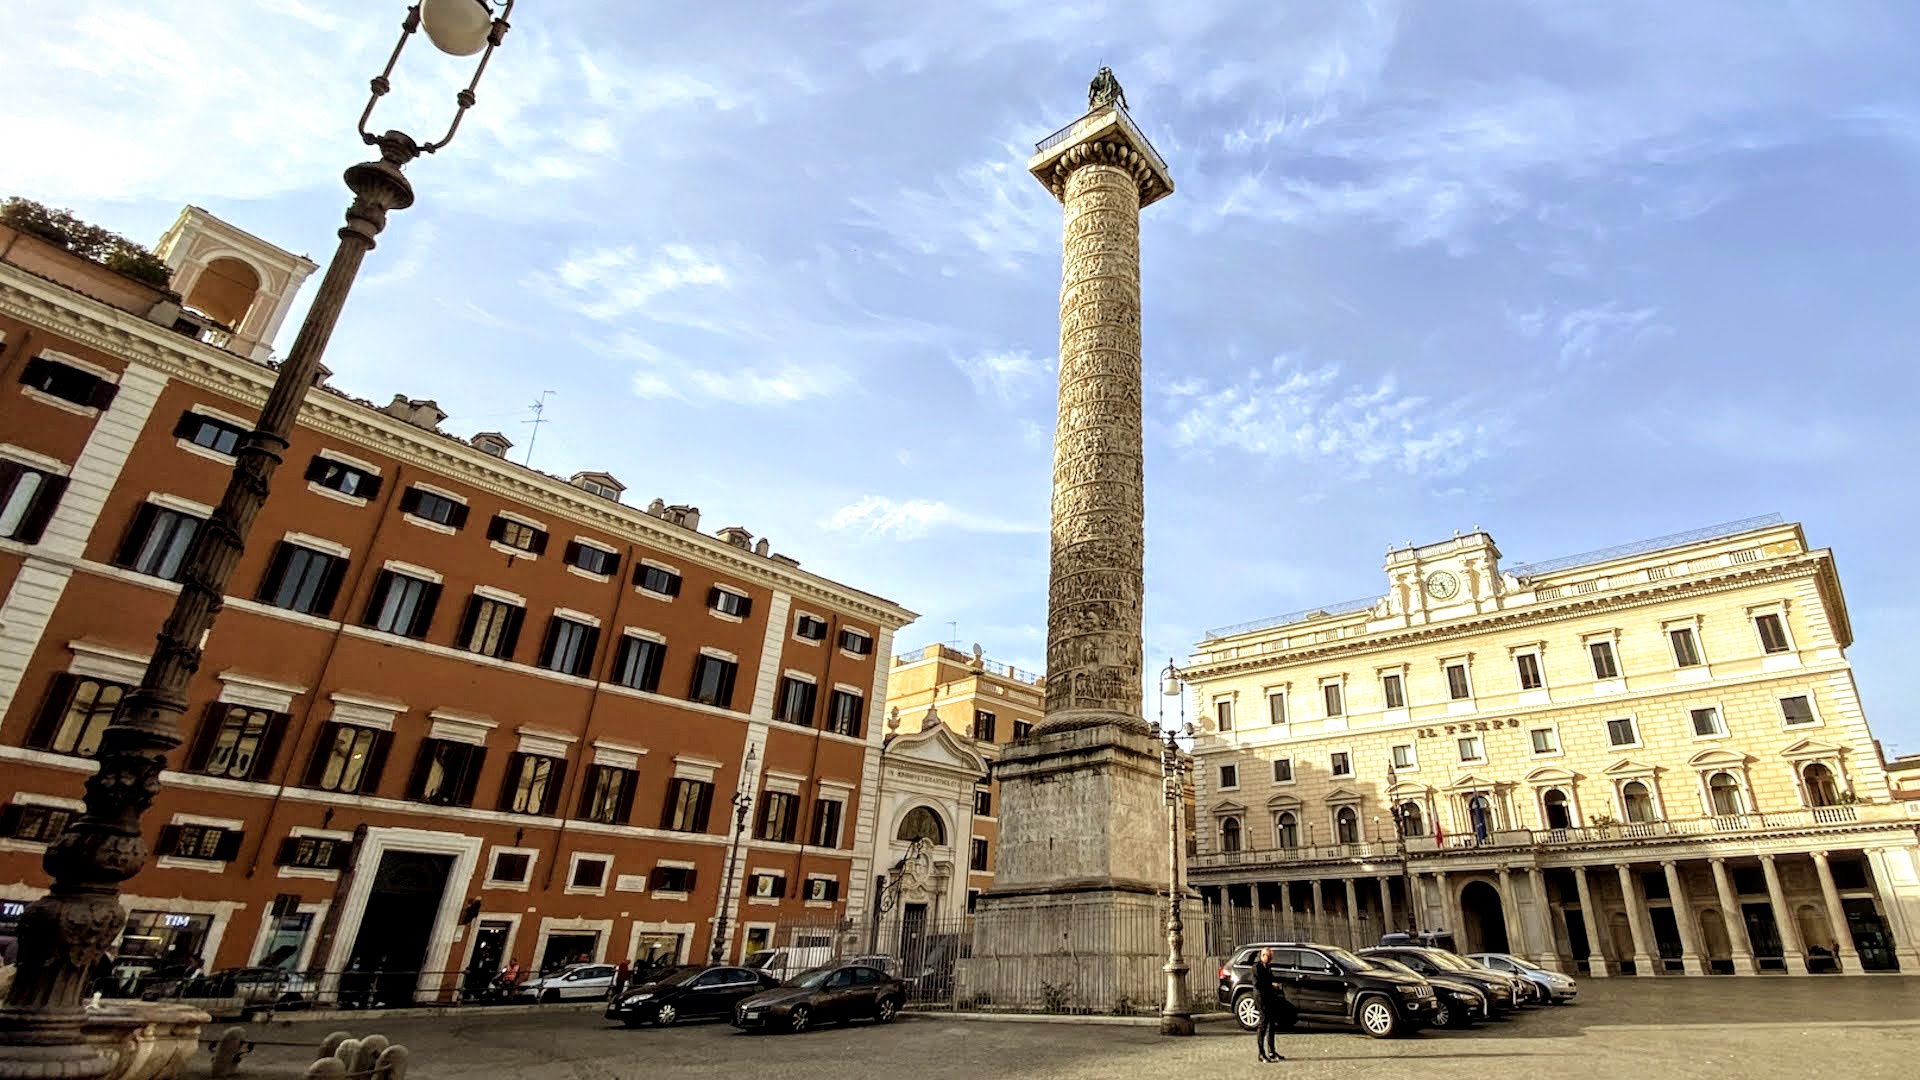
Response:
1191,841,1398,870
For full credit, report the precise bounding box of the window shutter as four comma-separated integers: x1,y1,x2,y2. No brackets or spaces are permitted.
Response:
825,879,840,901
27,674,78,750
357,472,382,500
706,586,721,609
410,583,442,638
304,456,330,483
614,772,636,824
0,804,22,839
485,515,507,543
275,836,302,866
600,552,621,578
301,725,337,787
213,829,244,861
361,572,394,626
543,760,568,815
573,626,601,678
447,501,470,528
406,741,438,800
496,606,525,660
718,663,737,709
455,597,482,650
114,504,159,568
255,543,293,603
252,713,289,779
564,541,584,567
684,868,699,891
360,730,392,795
528,529,548,555
326,841,354,871
643,643,666,692
311,555,348,617
156,824,182,857
454,747,487,806
86,378,118,411
737,595,753,619
398,487,422,515
649,866,668,890
537,619,562,669
184,704,228,772
497,753,523,812
664,572,681,597
694,783,714,832
172,411,201,439
15,474,67,544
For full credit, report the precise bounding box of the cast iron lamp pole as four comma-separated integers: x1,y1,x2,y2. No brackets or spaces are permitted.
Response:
1157,659,1194,1037
712,747,758,965
1386,765,1416,934
0,4,513,1073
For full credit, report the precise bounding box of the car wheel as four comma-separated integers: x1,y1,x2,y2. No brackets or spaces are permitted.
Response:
787,1005,811,1033
1431,1000,1452,1029
541,989,559,1004
1232,991,1262,1032
656,1003,678,1026
1357,995,1400,1039
876,997,899,1024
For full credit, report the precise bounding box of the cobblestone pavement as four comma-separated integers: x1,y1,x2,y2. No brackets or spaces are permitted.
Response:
216,977,1920,1079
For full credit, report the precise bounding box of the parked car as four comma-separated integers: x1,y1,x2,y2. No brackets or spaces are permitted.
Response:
138,966,312,1017
733,963,905,1033
606,964,778,1026
1363,956,1486,1029
515,963,618,1002
1358,947,1520,1015
742,943,835,983
1217,942,1436,1039
1468,952,1578,1004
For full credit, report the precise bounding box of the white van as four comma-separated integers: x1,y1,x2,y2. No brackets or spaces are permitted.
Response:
742,943,833,982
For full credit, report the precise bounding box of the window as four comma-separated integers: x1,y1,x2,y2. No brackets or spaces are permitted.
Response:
1271,758,1293,783
1803,763,1841,808
276,835,351,871
967,890,980,914
635,563,681,597
1542,789,1573,830
1389,744,1414,770
21,356,116,409
1214,699,1234,732
1621,780,1656,823
303,723,388,794
1515,652,1544,690
159,824,241,862
973,710,997,741
1329,752,1352,778
651,865,697,893
1530,727,1559,755
174,412,246,456
1334,806,1359,844
581,478,619,499
1708,771,1745,816
1267,693,1288,725
1218,764,1239,789
563,541,620,577
28,675,126,756
708,587,751,618
974,788,992,816
1275,812,1298,848
610,635,666,693
398,485,467,528
407,739,486,807
1755,613,1791,654
538,616,600,678
188,704,284,781
1396,801,1425,838
1457,736,1483,763
1606,717,1639,747
363,570,440,638
1670,627,1703,668
811,798,844,847
1012,720,1033,740
578,764,637,825
756,791,800,843
1589,640,1620,680
778,677,818,726
486,514,547,555
0,803,72,844
1220,816,1242,853
258,543,347,616
1444,662,1472,700
571,857,610,891
1381,674,1405,709
899,807,945,844
688,654,739,708
305,456,381,499
115,503,203,580
490,851,533,886
827,689,864,737
795,614,828,641
838,628,873,655
500,752,564,815
457,595,524,660
970,837,990,872
1690,707,1725,738
661,778,714,832
804,877,840,902
748,871,786,898
1322,683,1344,717
0,461,67,543
1780,695,1817,726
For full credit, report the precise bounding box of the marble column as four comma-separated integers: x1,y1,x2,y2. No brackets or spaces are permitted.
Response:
1662,861,1705,975
1526,866,1560,970
1378,875,1397,936
1710,858,1759,974
1344,878,1362,949
1309,879,1325,923
1760,854,1811,975
1279,880,1292,924
1863,849,1920,972
1435,871,1461,936
1616,863,1657,975
1496,867,1526,955
1572,866,1609,976
1810,851,1862,972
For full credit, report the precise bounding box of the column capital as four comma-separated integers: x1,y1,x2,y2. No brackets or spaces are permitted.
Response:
1660,859,1678,869
1811,849,1831,862
1758,852,1777,864
1709,856,1727,867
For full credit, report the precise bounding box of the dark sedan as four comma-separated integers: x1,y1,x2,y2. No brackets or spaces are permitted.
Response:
733,963,905,1033
1358,947,1520,1015
606,965,777,1026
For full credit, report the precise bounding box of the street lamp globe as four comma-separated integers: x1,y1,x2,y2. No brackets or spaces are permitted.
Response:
421,0,495,55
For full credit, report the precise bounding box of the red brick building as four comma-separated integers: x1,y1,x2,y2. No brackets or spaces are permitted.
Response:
0,207,914,1001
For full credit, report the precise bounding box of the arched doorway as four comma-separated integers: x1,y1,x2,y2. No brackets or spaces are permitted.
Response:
1274,812,1298,848
1460,879,1509,953
1621,781,1656,823
185,256,263,329
1803,764,1840,807
1220,816,1243,853
1397,801,1424,838
1708,772,1745,816
1542,788,1573,830
1334,806,1359,845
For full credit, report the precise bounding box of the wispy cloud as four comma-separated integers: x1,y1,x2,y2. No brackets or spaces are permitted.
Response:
847,155,1057,273
823,495,1041,540
537,244,733,321
955,349,1054,401
1507,301,1666,369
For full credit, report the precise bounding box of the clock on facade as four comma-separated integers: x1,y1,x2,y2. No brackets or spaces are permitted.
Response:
1425,571,1460,601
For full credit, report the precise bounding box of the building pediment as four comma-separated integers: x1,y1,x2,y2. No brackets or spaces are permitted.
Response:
1603,757,1660,778
1524,766,1579,785
1211,799,1248,816
1266,794,1302,812
1324,786,1363,804
1385,780,1430,800
1686,748,1752,769
1780,738,1847,761
886,723,990,778
1447,772,1505,792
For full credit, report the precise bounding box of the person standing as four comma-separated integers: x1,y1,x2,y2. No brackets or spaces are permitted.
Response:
1252,947,1292,1063
614,957,631,996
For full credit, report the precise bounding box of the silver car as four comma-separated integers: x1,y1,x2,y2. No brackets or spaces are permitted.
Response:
515,963,618,1002
1467,953,1577,1004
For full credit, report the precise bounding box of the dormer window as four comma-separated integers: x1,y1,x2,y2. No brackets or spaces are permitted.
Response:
570,472,626,501
471,432,512,458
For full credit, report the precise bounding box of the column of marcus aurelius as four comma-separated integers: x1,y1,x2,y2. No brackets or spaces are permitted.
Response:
958,69,1179,1014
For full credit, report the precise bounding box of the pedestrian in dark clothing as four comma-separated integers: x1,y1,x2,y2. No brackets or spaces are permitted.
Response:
1252,947,1292,1063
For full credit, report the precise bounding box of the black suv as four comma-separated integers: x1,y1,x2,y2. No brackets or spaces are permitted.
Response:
1358,946,1518,1015
1217,942,1435,1039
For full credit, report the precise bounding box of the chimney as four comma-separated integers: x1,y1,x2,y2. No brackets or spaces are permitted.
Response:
753,538,770,557
383,395,447,432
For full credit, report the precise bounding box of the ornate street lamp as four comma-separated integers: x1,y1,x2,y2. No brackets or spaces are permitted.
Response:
1156,659,1194,1037
1386,764,1416,934
0,4,514,1073
712,747,758,965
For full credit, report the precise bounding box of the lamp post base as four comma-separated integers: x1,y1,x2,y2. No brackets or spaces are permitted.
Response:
1160,959,1192,1037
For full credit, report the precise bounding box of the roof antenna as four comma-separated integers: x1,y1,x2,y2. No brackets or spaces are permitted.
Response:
522,390,555,467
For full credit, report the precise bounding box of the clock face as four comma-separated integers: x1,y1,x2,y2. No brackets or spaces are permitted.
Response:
1425,571,1460,601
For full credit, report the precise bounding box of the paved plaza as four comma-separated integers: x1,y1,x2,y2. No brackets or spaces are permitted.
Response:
210,977,1920,1079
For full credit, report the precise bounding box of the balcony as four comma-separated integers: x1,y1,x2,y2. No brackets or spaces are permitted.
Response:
1191,841,1399,871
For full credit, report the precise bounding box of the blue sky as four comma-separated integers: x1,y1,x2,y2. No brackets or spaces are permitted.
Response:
7,2,1918,750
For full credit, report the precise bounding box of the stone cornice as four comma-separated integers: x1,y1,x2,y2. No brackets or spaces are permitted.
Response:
0,266,916,629
1184,555,1838,684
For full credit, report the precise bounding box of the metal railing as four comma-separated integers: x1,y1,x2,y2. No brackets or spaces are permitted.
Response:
1506,513,1783,580
1033,101,1170,175
1203,595,1382,642
1192,840,1399,869
88,963,640,1020
894,643,1045,687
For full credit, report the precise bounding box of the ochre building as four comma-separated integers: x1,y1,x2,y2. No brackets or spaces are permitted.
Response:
1183,517,1920,976
0,207,915,1000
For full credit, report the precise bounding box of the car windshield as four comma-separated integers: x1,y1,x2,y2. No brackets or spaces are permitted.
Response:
1319,946,1373,972
1497,954,1544,973
1422,950,1478,972
652,966,704,986
787,967,834,989
1367,957,1416,975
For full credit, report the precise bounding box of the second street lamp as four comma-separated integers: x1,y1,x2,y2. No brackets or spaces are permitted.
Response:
713,747,758,965
0,4,515,1074
1157,659,1193,1037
